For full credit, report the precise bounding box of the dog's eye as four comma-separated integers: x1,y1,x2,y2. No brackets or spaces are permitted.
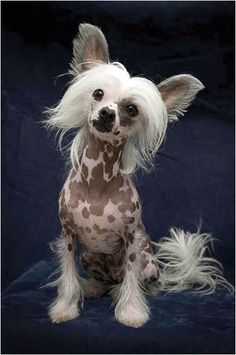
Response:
93,89,104,101
125,104,138,117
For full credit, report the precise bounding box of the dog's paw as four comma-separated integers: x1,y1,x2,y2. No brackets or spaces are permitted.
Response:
48,302,79,323
115,307,149,328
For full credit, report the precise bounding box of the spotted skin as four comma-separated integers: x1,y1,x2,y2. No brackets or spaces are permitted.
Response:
59,129,159,284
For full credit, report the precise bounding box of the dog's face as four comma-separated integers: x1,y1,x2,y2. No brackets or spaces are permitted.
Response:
89,84,135,139
47,23,204,172
84,63,165,144
90,85,137,139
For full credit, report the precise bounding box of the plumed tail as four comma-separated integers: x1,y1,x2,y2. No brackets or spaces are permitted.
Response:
152,228,234,294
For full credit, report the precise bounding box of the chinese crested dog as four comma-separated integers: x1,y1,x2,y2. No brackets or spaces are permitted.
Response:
45,24,232,328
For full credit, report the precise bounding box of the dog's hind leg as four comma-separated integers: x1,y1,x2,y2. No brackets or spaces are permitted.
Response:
111,229,150,328
48,231,83,323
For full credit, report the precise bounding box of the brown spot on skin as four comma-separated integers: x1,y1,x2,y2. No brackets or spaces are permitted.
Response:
118,98,138,127
82,207,90,219
93,224,108,235
129,253,136,262
68,180,85,208
106,144,113,153
127,217,135,224
130,202,136,213
90,205,104,216
59,189,79,237
86,144,100,160
127,233,134,244
68,243,72,252
103,148,122,179
121,215,135,224
85,227,91,233
107,215,115,223
85,133,105,160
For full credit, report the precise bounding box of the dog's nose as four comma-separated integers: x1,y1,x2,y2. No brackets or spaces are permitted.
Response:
93,107,116,133
99,107,116,122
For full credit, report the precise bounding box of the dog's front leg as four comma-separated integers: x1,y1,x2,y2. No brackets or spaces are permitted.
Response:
48,231,83,323
112,233,150,328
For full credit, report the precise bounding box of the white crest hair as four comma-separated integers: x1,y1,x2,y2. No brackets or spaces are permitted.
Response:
45,62,168,174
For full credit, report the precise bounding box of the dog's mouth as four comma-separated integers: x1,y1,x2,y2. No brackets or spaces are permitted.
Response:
93,120,113,133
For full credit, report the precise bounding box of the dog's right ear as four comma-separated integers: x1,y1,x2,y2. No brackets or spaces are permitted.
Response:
69,23,109,75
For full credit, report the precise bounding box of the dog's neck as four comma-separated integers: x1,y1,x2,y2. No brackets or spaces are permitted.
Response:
78,130,125,183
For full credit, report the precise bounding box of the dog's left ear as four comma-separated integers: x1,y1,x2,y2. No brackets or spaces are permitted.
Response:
70,23,110,75
157,74,204,122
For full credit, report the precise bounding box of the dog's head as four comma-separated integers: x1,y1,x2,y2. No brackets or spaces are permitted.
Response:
47,24,204,173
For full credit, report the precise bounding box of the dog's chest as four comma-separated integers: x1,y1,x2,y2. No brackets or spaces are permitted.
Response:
59,167,141,254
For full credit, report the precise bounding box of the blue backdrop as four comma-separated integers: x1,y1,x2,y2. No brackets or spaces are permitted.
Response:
2,2,235,354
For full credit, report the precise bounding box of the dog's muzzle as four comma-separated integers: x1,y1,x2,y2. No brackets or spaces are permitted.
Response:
93,107,116,133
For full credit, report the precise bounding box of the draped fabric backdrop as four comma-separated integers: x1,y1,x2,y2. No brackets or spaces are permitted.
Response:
2,2,235,354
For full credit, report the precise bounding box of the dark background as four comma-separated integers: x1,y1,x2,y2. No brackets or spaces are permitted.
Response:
2,2,235,354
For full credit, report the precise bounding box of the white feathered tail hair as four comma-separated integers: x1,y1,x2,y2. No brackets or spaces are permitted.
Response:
152,228,234,294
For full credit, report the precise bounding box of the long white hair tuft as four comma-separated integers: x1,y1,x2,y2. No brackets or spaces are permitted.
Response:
152,228,234,294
